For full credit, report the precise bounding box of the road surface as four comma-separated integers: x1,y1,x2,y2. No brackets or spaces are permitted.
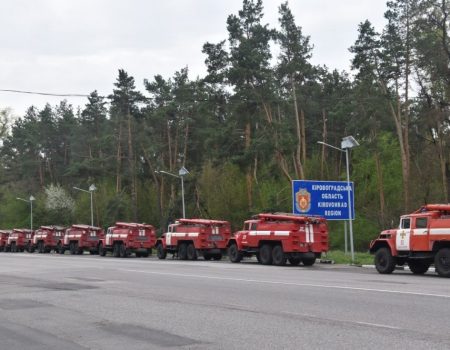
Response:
0,253,448,349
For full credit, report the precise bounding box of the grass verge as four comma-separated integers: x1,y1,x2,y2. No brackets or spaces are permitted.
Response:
322,250,373,266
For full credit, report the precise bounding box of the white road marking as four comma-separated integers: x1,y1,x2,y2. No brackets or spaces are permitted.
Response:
119,268,450,299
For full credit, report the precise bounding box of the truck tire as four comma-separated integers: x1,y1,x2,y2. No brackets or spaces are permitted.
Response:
186,244,197,260
434,248,450,277
302,257,316,266
113,243,120,258
11,242,16,253
98,243,106,257
178,243,188,260
57,242,65,254
288,257,301,266
119,243,128,258
228,243,242,263
70,242,77,255
259,244,273,265
408,260,430,274
157,244,167,259
374,247,396,274
272,245,286,266
203,253,212,261
75,242,83,255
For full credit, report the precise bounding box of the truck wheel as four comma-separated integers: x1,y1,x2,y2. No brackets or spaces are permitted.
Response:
75,243,83,255
272,245,286,266
302,257,316,266
98,243,106,257
434,248,450,277
228,243,242,263
374,247,396,274
11,242,16,253
187,244,197,260
69,242,76,255
157,244,167,259
119,243,128,258
113,243,120,258
408,260,430,274
259,244,273,265
213,253,222,261
57,242,64,254
203,253,212,261
288,257,301,266
178,243,188,260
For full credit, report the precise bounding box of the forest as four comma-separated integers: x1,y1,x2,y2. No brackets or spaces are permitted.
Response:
0,0,449,250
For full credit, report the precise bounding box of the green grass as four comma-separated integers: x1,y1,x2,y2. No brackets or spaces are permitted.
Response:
322,250,374,266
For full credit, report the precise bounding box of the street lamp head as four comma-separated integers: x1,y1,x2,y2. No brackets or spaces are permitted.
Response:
341,136,359,150
178,166,189,177
29,195,35,201
89,184,97,192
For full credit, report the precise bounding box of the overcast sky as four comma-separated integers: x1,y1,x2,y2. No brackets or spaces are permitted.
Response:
0,0,387,117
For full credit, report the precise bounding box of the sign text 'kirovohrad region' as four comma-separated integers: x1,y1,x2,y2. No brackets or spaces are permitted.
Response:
292,180,355,220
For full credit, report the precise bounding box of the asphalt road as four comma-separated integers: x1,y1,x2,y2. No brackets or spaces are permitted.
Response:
0,253,449,350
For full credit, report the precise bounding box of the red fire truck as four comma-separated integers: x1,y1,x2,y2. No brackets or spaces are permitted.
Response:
370,204,450,277
98,222,156,258
0,230,11,252
33,226,66,254
63,224,104,255
7,229,35,253
156,219,231,260
227,213,329,266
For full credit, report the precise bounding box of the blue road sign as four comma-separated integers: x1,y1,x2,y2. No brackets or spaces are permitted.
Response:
292,180,354,220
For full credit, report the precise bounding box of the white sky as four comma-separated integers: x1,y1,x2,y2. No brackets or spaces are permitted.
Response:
0,0,387,117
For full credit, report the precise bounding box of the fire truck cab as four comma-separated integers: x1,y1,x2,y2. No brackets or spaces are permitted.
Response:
7,229,35,253
99,222,156,258
370,204,450,277
64,224,104,255
33,225,66,254
0,230,11,252
228,213,329,266
156,219,231,260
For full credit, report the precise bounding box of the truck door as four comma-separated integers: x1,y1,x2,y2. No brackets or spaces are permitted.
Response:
166,225,173,246
396,217,411,251
411,217,429,251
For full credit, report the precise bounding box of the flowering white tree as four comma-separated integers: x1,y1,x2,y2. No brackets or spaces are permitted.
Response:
45,184,75,213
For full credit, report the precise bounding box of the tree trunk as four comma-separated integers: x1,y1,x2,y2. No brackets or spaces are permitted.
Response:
127,112,137,221
291,78,305,179
320,109,327,179
375,151,386,228
116,122,122,193
245,122,253,210
300,108,307,164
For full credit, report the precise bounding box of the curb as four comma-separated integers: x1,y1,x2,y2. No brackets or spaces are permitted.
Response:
361,265,436,272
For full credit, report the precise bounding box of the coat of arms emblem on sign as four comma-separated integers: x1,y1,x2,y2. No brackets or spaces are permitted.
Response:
296,188,311,213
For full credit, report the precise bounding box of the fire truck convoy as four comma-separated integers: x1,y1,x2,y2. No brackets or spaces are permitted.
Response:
156,219,231,260
63,224,104,255
227,213,329,266
99,222,156,258
370,204,450,277
2,205,450,277
33,225,66,254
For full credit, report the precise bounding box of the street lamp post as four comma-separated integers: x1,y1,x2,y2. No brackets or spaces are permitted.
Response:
155,167,189,218
73,184,97,226
318,136,359,263
16,195,35,231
